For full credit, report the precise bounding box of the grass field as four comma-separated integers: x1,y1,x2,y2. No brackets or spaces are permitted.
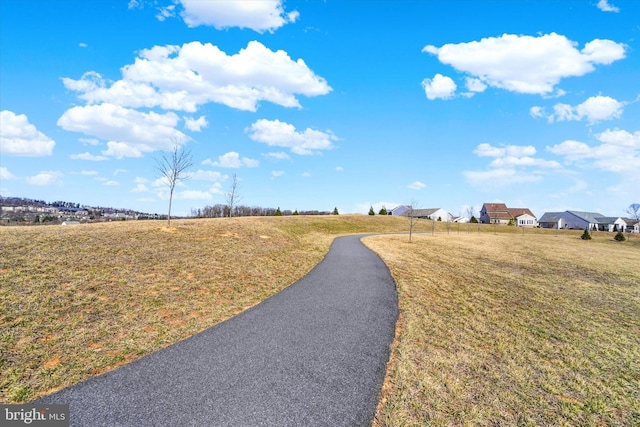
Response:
1,217,638,426
365,228,640,426
0,215,429,403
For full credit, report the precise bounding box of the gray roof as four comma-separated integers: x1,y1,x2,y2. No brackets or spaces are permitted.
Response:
567,211,606,223
538,212,563,223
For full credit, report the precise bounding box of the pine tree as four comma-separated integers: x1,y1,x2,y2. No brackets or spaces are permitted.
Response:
274,207,283,216
470,216,478,223
378,207,388,215
368,206,375,215
614,231,626,241
581,228,592,240
293,209,299,215
332,207,339,215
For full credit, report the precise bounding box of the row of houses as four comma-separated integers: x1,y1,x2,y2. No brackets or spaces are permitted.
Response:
388,203,640,233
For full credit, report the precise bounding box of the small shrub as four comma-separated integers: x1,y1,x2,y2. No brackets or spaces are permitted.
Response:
581,229,592,240
614,231,626,241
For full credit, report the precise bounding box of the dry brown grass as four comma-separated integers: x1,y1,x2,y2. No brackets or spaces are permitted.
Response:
0,215,429,403
365,228,640,426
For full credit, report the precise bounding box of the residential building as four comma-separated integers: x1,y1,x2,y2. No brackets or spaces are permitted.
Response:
479,203,538,227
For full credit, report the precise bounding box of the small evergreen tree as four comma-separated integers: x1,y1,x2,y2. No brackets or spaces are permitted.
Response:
293,209,299,215
508,218,515,226
437,217,442,221
379,207,388,215
581,228,592,240
614,231,626,241
368,206,375,215
274,207,283,216
332,207,339,215
470,215,478,223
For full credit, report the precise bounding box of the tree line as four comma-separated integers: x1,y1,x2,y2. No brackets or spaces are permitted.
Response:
190,205,332,218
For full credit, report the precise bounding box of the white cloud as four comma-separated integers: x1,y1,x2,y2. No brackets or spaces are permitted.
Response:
131,183,149,193
203,152,259,168
423,33,625,95
79,42,88,48
1,167,16,180
532,95,625,124
156,5,175,21
0,110,55,156
184,115,208,132
271,170,285,177
465,77,487,93
473,143,538,158
189,169,227,182
70,152,109,161
407,181,426,190
26,171,63,186
547,129,640,175
301,172,311,177
335,166,344,171
177,0,298,33
421,74,457,100
62,41,331,113
597,0,620,12
246,119,337,155
58,103,189,158
465,143,560,188
262,151,290,161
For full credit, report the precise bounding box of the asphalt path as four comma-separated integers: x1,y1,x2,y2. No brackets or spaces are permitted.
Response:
35,234,398,426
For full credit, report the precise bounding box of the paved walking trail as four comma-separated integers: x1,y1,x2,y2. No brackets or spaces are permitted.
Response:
36,235,398,426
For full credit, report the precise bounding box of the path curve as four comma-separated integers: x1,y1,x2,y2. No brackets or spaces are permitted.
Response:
36,234,397,426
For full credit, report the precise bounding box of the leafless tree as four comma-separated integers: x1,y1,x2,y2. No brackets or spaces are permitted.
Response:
155,142,194,227
466,205,476,220
406,199,419,242
626,203,640,221
225,174,242,217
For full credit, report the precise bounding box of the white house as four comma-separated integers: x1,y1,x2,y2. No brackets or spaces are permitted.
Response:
515,213,537,227
539,210,628,232
389,205,410,216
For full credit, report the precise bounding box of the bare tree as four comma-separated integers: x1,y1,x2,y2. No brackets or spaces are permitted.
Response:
466,205,476,220
155,142,194,227
225,174,242,217
406,199,419,242
626,203,640,234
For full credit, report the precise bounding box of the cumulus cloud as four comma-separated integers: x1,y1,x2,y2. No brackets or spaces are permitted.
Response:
271,170,285,177
184,115,208,132
246,119,338,155
0,110,55,156
26,171,63,186
597,0,619,12
547,129,640,174
421,74,457,100
407,181,426,190
189,169,227,182
58,103,189,158
62,41,331,113
423,33,625,95
177,0,299,33
1,167,16,180
465,143,560,188
202,152,259,168
531,95,625,124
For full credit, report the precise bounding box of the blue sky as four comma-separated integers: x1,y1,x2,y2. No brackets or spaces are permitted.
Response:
1,0,639,217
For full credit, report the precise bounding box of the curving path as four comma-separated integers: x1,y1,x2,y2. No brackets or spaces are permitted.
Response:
35,235,398,426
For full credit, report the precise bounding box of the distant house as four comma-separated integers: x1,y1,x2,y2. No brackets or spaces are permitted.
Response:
480,203,537,227
452,216,470,223
389,205,410,216
539,210,628,232
61,221,81,226
623,218,640,233
388,206,453,221
411,208,453,222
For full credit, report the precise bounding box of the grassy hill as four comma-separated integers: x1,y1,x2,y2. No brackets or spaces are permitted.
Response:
1,216,638,425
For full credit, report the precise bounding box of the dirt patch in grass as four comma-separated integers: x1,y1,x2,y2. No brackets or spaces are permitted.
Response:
0,215,429,403
365,231,640,426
